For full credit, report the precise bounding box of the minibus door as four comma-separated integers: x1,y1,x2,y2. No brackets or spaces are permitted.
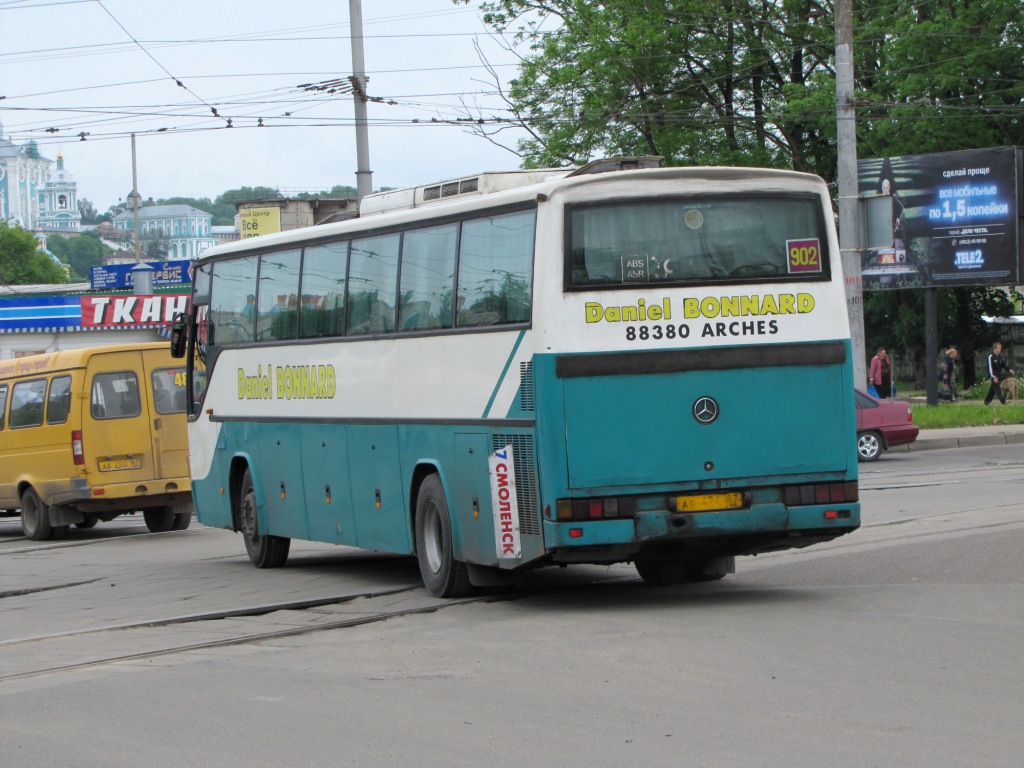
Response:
146,361,190,481
84,351,157,486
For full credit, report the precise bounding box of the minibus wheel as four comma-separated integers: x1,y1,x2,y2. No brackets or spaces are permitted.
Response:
144,508,176,532
239,468,290,568
20,488,51,541
414,474,470,598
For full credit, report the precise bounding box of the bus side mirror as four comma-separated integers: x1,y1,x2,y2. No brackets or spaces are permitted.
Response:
169,312,187,358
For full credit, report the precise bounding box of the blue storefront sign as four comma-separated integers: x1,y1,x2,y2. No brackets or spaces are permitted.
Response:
90,260,192,290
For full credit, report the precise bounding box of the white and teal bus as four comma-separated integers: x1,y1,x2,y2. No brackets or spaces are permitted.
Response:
172,158,860,597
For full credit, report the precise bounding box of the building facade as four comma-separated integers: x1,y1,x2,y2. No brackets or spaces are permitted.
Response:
35,152,82,235
0,120,54,229
112,204,217,259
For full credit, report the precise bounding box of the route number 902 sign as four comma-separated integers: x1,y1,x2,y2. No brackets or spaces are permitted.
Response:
786,238,822,274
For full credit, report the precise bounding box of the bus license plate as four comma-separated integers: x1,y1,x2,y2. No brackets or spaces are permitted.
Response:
98,457,142,472
675,492,743,513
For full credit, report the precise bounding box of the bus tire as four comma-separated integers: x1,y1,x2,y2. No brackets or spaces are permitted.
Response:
239,468,290,568
171,511,192,531
857,431,883,462
635,557,732,585
20,488,53,541
415,474,470,598
143,508,176,533
76,515,99,529
634,559,687,585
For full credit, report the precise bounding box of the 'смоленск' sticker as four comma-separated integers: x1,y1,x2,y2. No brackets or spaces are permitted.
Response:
489,445,522,559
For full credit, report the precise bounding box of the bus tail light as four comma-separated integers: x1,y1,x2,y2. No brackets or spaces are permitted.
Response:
71,430,84,465
784,481,858,506
555,497,637,521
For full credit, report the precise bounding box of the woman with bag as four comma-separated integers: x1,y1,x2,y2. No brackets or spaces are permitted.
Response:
869,347,890,399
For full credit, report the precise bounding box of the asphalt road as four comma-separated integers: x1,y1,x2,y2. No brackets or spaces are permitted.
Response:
1,443,1022,768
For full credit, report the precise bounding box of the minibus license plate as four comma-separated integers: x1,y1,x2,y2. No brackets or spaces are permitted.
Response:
675,492,743,513
98,457,142,472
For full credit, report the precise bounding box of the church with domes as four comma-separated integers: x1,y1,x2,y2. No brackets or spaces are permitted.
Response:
0,120,82,235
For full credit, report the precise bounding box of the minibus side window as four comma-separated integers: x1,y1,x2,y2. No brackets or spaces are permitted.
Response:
91,372,141,420
10,379,47,428
47,375,72,425
0,384,8,430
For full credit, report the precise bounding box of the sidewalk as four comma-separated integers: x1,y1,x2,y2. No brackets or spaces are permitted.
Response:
900,422,1024,453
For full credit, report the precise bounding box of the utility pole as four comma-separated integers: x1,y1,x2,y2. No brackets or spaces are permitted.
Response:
130,133,141,262
836,0,866,389
349,0,372,203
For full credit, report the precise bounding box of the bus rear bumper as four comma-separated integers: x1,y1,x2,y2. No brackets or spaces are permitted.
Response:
543,502,860,555
49,477,193,514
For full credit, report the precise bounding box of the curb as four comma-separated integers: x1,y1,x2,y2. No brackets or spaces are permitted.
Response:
898,431,1024,453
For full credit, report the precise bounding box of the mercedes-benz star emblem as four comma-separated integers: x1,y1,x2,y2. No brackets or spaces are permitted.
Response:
692,396,720,425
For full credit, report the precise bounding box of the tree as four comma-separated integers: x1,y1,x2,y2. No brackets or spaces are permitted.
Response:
144,231,170,260
0,223,70,285
46,231,109,281
77,198,103,224
463,1,1023,179
464,0,1024,382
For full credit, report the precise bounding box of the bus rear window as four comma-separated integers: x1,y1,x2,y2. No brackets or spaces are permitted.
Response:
152,368,187,414
567,195,830,288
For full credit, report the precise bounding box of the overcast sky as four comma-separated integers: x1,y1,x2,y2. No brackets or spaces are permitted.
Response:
1,0,536,212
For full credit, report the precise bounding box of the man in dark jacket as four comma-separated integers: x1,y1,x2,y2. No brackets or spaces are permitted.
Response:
984,342,1016,406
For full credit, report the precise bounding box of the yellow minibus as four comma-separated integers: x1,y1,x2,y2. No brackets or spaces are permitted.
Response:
0,343,193,540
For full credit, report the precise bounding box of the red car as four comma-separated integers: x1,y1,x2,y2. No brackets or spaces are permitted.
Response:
855,388,919,461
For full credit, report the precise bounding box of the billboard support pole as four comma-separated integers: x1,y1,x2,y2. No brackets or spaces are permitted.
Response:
925,288,938,406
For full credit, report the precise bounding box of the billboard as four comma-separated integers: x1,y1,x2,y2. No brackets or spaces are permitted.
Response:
858,147,1022,290
90,260,191,290
239,207,281,239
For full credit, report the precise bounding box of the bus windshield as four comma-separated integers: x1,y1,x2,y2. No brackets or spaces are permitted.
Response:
568,195,829,287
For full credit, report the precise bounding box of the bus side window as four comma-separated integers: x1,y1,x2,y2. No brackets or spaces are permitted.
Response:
46,375,72,425
9,379,47,429
457,210,535,327
0,384,7,430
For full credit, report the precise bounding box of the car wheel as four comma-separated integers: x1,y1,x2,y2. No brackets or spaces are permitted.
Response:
857,431,883,462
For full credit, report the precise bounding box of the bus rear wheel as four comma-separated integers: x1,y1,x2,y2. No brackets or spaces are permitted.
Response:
415,474,470,598
21,488,53,541
239,468,290,568
635,557,733,585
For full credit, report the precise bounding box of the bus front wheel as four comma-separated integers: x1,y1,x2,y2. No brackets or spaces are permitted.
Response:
415,474,470,598
239,468,290,568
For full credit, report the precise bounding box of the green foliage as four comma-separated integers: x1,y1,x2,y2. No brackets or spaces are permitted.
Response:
465,0,1024,180
0,222,70,285
911,401,1024,428
77,198,104,224
44,231,111,281
865,286,1021,388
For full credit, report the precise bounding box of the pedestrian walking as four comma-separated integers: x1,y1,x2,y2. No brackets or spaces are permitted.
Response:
869,347,891,399
939,347,958,402
984,341,1016,406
